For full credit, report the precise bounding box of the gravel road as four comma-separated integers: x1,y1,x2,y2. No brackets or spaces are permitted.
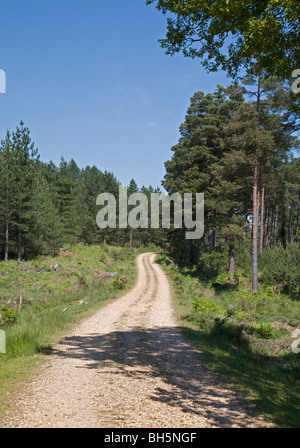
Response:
1,253,271,428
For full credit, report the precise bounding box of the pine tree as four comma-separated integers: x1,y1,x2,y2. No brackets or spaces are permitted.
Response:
0,132,14,260
127,179,139,247
56,157,82,243
10,121,39,260
163,81,299,282
27,168,63,255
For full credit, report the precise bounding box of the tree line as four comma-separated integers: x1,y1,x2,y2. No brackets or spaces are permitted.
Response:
147,0,300,292
0,121,165,260
1,74,299,294
163,77,300,290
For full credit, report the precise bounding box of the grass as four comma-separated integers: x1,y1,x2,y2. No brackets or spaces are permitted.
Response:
157,252,300,428
0,243,150,419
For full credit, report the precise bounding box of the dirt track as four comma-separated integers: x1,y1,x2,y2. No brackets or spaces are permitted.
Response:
1,253,270,428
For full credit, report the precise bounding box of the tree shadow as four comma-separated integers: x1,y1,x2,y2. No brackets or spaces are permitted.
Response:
48,325,269,428
155,253,202,280
183,324,300,428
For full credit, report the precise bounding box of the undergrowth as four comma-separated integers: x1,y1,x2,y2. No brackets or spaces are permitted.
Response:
158,252,300,428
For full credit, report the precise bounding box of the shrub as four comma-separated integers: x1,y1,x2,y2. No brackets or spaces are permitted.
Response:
113,276,127,290
260,244,300,292
0,306,18,326
187,296,226,328
192,296,225,315
198,249,228,276
247,322,276,339
213,321,248,343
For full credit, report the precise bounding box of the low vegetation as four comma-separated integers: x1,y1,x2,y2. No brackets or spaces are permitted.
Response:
0,244,143,418
158,251,300,428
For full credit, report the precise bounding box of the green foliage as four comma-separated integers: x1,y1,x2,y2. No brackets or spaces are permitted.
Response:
199,250,228,276
147,0,300,79
0,306,18,327
159,254,300,427
112,276,127,290
260,244,300,292
0,245,139,360
0,123,167,260
161,81,299,291
192,296,224,316
159,252,300,347
247,322,276,340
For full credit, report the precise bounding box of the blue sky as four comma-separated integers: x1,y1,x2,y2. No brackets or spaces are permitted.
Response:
0,0,230,189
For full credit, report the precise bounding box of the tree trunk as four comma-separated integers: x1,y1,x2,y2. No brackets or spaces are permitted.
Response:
252,74,262,292
211,211,217,248
287,206,292,245
265,208,268,248
229,240,235,276
4,219,8,261
296,203,299,243
18,229,22,261
269,207,273,247
212,229,216,248
252,157,259,291
259,184,265,253
129,228,133,248
274,205,279,246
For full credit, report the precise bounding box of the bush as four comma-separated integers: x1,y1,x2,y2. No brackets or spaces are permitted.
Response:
247,322,276,339
112,276,127,290
235,241,252,276
213,321,248,343
260,244,300,292
192,296,225,316
0,306,18,327
199,249,228,276
186,296,225,328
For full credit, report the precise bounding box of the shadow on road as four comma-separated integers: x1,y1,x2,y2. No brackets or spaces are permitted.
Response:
50,326,266,428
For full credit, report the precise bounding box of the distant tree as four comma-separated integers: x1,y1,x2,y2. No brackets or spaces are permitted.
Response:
27,168,63,255
10,121,39,260
0,132,14,261
127,179,139,247
0,122,171,258
55,157,83,243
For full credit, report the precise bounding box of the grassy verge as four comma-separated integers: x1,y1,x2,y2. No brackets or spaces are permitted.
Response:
0,243,146,419
157,252,300,428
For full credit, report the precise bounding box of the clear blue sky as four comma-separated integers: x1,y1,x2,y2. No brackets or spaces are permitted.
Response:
0,0,230,189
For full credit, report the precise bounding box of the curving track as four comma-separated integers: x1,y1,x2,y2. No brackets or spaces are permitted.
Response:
1,253,270,428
